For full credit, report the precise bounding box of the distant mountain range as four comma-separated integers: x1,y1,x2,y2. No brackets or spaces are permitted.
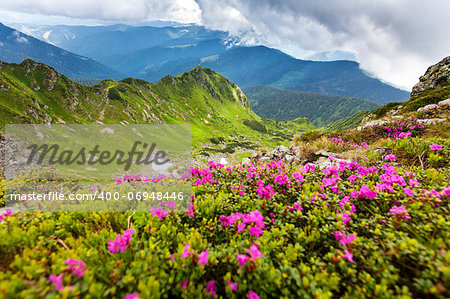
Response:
9,23,409,104
243,85,381,126
0,23,121,80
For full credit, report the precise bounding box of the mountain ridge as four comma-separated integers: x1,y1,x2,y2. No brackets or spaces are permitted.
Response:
12,23,409,104
0,59,314,148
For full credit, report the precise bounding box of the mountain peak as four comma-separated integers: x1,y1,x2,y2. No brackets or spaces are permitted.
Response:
411,56,450,97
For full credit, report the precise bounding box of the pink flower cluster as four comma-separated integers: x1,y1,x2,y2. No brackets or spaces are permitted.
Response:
237,244,264,268
363,117,425,139
108,229,135,253
256,181,275,199
49,273,73,291
150,205,169,220
220,210,265,238
357,185,377,200
331,138,370,150
64,259,87,278
48,259,86,292
334,231,356,246
0,209,12,221
334,232,356,262
124,292,140,299
114,174,167,184
274,174,292,188
388,205,411,220
287,202,303,212
178,243,210,265
430,144,443,151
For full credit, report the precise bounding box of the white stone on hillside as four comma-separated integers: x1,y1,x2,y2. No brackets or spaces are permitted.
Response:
438,98,450,106
417,104,438,111
416,118,446,124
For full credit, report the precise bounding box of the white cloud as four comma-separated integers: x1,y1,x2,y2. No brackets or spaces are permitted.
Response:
0,0,201,23
11,30,28,43
1,0,449,89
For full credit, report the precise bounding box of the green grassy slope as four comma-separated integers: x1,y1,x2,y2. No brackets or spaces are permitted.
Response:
323,110,370,131
243,85,380,126
0,60,314,149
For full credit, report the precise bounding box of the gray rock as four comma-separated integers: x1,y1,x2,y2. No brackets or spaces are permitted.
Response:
416,118,446,124
375,147,391,155
285,155,296,164
411,56,450,97
358,119,390,130
315,149,341,158
438,98,450,106
315,157,352,169
278,145,288,153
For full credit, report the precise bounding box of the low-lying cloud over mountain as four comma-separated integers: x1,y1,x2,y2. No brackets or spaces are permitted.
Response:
1,0,449,90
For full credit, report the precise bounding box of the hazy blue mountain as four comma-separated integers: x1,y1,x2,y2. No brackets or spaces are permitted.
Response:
102,38,228,75
12,23,230,62
201,46,409,104
0,23,121,79
243,85,381,126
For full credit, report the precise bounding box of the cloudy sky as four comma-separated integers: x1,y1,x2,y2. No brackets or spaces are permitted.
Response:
1,0,449,90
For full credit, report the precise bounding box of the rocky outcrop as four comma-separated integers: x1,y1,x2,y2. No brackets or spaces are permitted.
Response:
411,56,450,97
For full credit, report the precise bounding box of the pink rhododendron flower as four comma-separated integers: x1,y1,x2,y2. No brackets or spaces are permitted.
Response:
274,174,292,187
227,281,238,293
302,163,316,174
388,205,410,219
49,273,65,291
206,281,217,297
64,259,86,278
408,179,419,188
160,200,176,210
198,249,209,265
237,254,250,268
343,249,354,263
367,166,379,174
256,181,275,199
340,234,356,246
404,188,414,196
334,231,345,240
288,202,304,212
180,280,189,289
124,293,140,299
246,244,264,261
358,185,377,199
248,290,260,299
237,223,246,233
348,175,359,183
181,243,192,258
248,226,264,238
108,229,135,254
49,273,74,292
384,154,396,161
185,202,195,217
149,206,169,220
339,197,356,213
442,186,450,197
334,231,356,246
337,212,351,225
430,144,443,151
0,209,13,221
